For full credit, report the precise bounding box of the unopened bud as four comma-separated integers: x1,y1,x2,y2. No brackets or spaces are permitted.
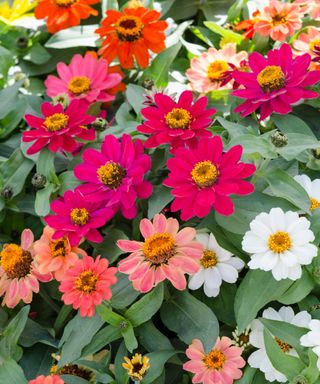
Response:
91,117,107,132
0,186,13,200
32,173,47,189
312,148,320,159
119,321,128,329
271,130,288,147
142,78,155,90
291,375,308,384
52,93,70,109
16,36,29,49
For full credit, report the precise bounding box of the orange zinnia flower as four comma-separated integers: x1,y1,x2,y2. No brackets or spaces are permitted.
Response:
35,0,100,34
96,7,168,69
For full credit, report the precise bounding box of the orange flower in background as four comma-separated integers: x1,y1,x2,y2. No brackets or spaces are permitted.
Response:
35,0,100,34
96,7,168,69
235,10,261,39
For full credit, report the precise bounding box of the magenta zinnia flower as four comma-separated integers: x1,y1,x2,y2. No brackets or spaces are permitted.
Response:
74,134,152,219
117,214,203,293
232,43,320,120
23,100,96,155
163,136,256,220
45,53,122,104
183,337,245,384
138,90,216,152
45,189,115,246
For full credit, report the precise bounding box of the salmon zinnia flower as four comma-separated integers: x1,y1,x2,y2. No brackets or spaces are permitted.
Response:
0,229,52,308
293,27,320,69
59,255,117,317
96,7,168,69
117,214,203,293
35,0,99,34
29,375,64,384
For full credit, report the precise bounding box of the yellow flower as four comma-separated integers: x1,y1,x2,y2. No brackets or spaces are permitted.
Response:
122,353,150,381
0,0,36,25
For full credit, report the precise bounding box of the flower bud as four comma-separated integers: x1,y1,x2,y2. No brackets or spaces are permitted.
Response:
91,117,107,132
271,130,288,147
0,186,13,200
291,375,308,384
312,148,320,159
32,173,47,189
52,93,70,109
119,320,128,329
142,78,154,90
16,36,29,50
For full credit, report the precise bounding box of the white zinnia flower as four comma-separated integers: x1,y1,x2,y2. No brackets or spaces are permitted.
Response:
232,325,251,349
294,174,320,212
242,207,317,281
188,233,244,297
300,319,320,368
249,306,311,383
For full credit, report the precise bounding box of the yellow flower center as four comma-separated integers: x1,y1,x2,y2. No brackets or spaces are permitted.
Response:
50,237,68,258
75,270,98,293
310,197,320,211
115,15,144,42
54,0,77,7
44,113,69,132
272,13,287,26
200,249,218,268
97,161,126,189
191,160,219,189
310,38,320,52
143,233,175,265
0,244,33,279
275,337,292,353
257,65,285,93
164,108,192,130
123,354,150,381
207,60,229,82
70,208,90,226
68,76,91,96
203,350,226,370
268,231,292,253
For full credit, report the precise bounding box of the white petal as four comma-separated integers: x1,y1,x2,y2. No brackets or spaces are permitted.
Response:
242,233,269,253
280,250,298,267
294,244,318,265
292,311,312,327
287,264,302,281
204,268,222,288
287,216,310,234
227,256,245,271
248,349,266,369
250,218,272,239
272,261,289,281
217,263,238,283
294,175,312,195
300,334,315,347
188,271,205,290
263,307,283,321
269,207,286,232
203,283,220,297
259,251,279,271
207,233,220,250
196,233,210,248
278,306,295,322
292,230,315,245
310,320,320,331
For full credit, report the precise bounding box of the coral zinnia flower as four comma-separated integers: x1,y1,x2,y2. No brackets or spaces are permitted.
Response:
232,44,320,120
122,353,150,381
293,27,320,69
117,214,203,292
45,53,122,104
59,255,117,317
183,337,245,384
294,0,320,21
186,44,248,93
234,10,261,39
34,226,87,281
163,136,256,220
35,0,99,34
29,375,64,384
74,134,152,219
138,91,216,152
45,189,115,246
96,7,168,69
0,229,52,308
22,100,96,155
254,0,302,41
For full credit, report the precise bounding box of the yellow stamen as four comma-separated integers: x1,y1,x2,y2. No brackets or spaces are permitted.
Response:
275,337,292,353
97,161,126,189
50,237,68,258
164,108,192,130
54,0,77,7
0,244,33,279
207,60,229,81
143,233,175,265
70,208,90,226
272,13,287,26
122,353,150,381
44,113,69,132
68,76,91,96
310,38,320,52
191,160,219,188
257,65,285,93
203,350,226,370
200,249,218,268
310,197,320,211
115,15,144,42
268,231,292,253
75,270,98,293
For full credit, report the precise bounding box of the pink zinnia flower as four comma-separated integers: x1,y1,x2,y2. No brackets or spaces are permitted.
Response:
232,43,320,120
294,0,320,21
137,91,216,152
45,53,122,104
117,214,203,293
183,337,245,384
254,0,302,41
163,136,256,220
29,375,64,384
293,27,320,69
23,100,96,155
33,226,87,281
0,229,52,308
186,43,248,93
59,255,117,317
74,134,152,220
45,189,115,247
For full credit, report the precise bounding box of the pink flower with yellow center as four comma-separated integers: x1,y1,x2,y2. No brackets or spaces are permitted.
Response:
183,337,245,384
117,214,203,293
186,43,248,93
293,27,320,69
0,229,52,308
29,375,64,384
232,44,320,120
59,255,117,317
254,0,302,41
294,0,320,21
33,226,87,281
45,53,122,104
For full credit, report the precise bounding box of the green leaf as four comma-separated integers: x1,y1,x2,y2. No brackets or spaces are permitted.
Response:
148,184,173,219
227,134,277,158
276,133,320,161
81,325,121,356
278,269,315,305
101,0,118,13
45,25,99,49
301,350,320,383
273,114,315,137
97,303,127,328
19,318,58,348
0,99,26,139
0,82,23,119
114,342,129,384
0,359,28,384
36,149,55,177
110,273,140,310
58,171,81,194
121,323,138,353
235,366,257,384
60,376,90,384
0,46,14,81
126,84,146,115
204,21,244,44
35,183,56,217
143,351,177,384
136,320,174,352
24,43,51,65
95,228,128,264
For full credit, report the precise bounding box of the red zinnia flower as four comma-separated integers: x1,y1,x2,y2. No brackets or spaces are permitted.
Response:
234,11,261,39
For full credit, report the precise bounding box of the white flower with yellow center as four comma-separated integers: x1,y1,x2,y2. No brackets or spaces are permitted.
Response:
300,319,320,368
242,207,317,281
294,174,320,212
188,233,244,297
249,306,311,383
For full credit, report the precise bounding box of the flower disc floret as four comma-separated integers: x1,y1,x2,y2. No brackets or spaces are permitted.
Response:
257,65,285,92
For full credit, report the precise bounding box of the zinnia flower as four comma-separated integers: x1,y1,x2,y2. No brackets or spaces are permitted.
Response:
117,214,203,293
234,10,261,39
0,229,52,308
242,207,318,281
232,44,320,120
0,0,35,25
249,306,311,382
138,91,216,152
183,337,245,384
45,189,115,246
188,233,244,297
29,375,64,384
45,53,122,104
293,27,320,69
254,0,302,41
232,326,251,349
163,136,256,220
96,7,168,69
186,44,248,93
294,174,320,212
33,226,87,281
22,100,96,155
59,255,117,317
35,0,99,34
300,319,320,369
122,353,150,381
74,134,152,220
294,0,320,21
